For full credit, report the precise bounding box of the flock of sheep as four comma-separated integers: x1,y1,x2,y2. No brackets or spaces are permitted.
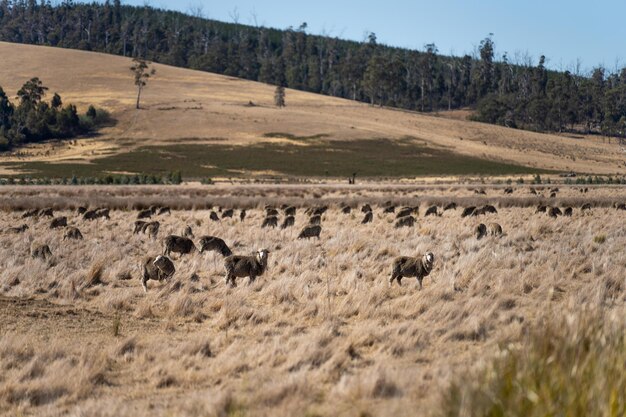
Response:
9,186,626,293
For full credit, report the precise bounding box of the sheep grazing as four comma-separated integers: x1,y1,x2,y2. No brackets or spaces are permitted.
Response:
198,236,232,257
563,207,573,216
182,225,194,238
224,249,270,287
615,203,626,211
535,205,548,213
240,209,247,221
281,215,295,229
63,227,83,240
395,215,416,228
141,255,175,292
424,206,439,217
137,209,152,219
390,252,435,289
529,187,538,195
7,224,29,234
443,202,457,211
38,208,54,218
163,235,197,257
341,205,351,214
361,211,373,224
311,206,328,216
474,189,486,195
361,204,372,213
83,209,99,220
548,207,562,218
262,216,278,228
157,206,171,215
549,192,557,198
49,216,67,229
210,211,220,221
481,205,498,214
96,208,110,220
284,206,296,216
22,209,39,218
222,209,234,218
309,215,322,225
144,221,160,239
488,222,503,236
581,203,592,212
383,205,396,214
133,220,147,234
76,206,87,215
266,208,279,217
31,244,52,261
461,206,476,217
504,187,513,194
396,207,414,218
476,223,488,239
298,225,321,239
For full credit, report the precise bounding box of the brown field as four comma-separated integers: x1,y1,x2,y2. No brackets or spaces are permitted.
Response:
0,184,624,416
0,41,625,177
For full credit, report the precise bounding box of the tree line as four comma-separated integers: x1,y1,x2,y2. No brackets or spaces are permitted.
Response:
1,1,625,138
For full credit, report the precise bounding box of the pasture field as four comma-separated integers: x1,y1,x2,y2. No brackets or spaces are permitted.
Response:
0,183,624,416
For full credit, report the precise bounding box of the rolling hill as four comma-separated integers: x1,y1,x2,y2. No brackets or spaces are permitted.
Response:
0,41,624,178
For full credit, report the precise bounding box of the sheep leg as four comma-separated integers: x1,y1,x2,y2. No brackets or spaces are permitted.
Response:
141,277,148,293
248,274,256,286
417,277,423,290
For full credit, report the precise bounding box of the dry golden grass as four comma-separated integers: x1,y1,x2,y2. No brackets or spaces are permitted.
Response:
0,184,624,416
0,41,625,176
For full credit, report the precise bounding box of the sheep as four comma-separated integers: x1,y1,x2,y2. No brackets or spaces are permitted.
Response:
550,192,557,198
281,215,295,229
396,207,414,218
83,209,99,220
266,208,279,217
474,189,486,195
63,227,83,240
298,225,321,239
262,216,278,228
341,205,351,214
361,211,373,224
361,204,372,213
424,206,439,217
481,205,498,214
581,203,592,212
38,208,54,218
76,206,87,215
22,209,39,218
383,206,396,214
137,209,152,219
311,206,328,216
50,216,67,229
389,252,435,289
475,223,487,239
548,207,562,218
224,249,270,287
504,187,513,194
222,209,234,218
443,202,457,211
157,206,171,215
6,224,29,234
198,236,232,257
284,206,296,216
133,220,147,234
31,244,52,261
149,205,159,215
140,255,175,292
461,206,476,217
615,203,626,211
535,205,548,213
163,235,197,257
182,225,194,238
529,187,538,195
240,209,247,221
488,222,503,236
210,211,220,221
563,207,573,216
96,208,110,220
395,215,415,228
144,221,160,239
309,215,322,225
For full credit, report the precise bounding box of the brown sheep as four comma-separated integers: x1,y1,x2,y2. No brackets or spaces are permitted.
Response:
240,209,247,221
548,207,562,218
198,236,232,257
396,207,414,218
137,209,152,219
284,206,296,216
503,187,513,194
6,224,29,234
361,204,372,213
22,209,39,218
76,206,87,215
311,206,328,216
133,220,147,234
615,203,626,211
182,225,194,238
281,215,295,229
535,205,548,213
424,206,438,217
38,208,54,218
443,202,457,211
222,209,234,218
210,211,220,221
461,206,476,217
163,235,197,257
395,216,416,228
488,223,503,236
96,208,110,220
341,205,351,214
390,252,435,289
361,211,373,224
475,223,487,239
266,208,279,217
31,244,52,261
83,209,99,220
144,221,160,239
50,216,67,229
224,249,270,287
141,255,175,292
298,225,321,239
581,203,592,212
262,216,278,228
63,227,83,240
157,206,171,215
563,207,573,216
309,215,322,225
383,206,396,214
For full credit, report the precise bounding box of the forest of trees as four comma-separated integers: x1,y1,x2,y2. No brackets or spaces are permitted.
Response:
1,1,625,138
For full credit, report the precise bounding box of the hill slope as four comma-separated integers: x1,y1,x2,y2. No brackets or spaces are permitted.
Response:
0,42,624,178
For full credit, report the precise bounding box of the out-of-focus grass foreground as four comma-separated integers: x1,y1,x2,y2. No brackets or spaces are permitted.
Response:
0,183,624,417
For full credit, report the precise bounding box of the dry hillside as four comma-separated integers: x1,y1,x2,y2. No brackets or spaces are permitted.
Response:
0,41,625,177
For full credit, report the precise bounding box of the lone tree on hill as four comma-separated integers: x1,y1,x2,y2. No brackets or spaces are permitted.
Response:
274,85,285,108
130,58,156,109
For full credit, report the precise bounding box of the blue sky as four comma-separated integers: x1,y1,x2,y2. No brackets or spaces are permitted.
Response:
114,0,623,73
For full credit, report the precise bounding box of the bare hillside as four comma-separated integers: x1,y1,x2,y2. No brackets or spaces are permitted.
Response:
0,41,624,177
